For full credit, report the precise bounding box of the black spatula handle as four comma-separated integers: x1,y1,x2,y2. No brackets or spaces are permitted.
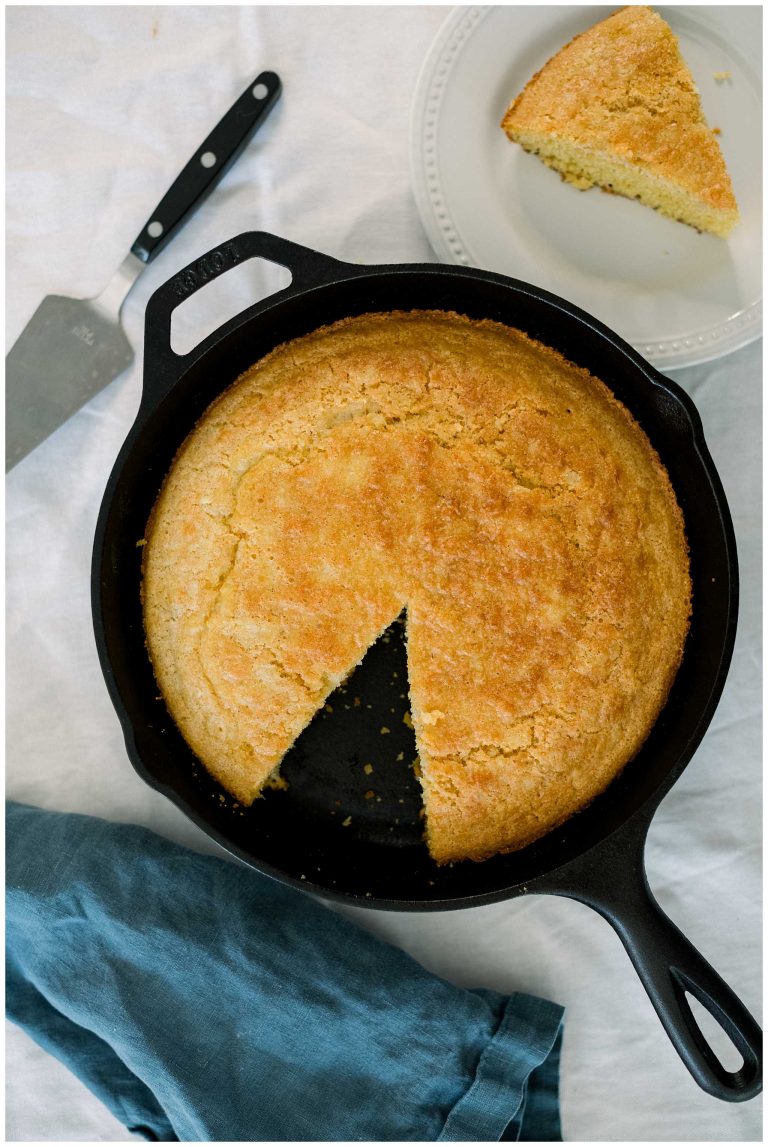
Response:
130,71,281,264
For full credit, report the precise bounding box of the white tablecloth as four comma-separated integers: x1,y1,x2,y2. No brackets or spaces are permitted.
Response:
7,6,762,1141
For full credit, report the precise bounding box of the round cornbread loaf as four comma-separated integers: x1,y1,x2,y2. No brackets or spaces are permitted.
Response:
142,311,691,863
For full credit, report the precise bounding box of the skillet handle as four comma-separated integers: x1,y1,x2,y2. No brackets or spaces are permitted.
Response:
535,826,762,1102
142,230,352,398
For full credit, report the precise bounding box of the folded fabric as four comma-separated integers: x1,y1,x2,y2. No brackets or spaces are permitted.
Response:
6,801,564,1141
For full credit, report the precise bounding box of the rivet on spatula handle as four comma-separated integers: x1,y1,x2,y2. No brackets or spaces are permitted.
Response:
130,71,282,264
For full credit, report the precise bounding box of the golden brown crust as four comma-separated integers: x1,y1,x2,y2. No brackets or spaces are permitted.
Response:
501,6,738,235
142,311,691,864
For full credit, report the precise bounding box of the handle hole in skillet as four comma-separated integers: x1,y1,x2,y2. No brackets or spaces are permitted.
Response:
170,257,292,356
684,991,746,1074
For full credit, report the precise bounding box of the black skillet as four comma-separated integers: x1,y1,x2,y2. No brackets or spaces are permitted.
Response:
92,231,761,1103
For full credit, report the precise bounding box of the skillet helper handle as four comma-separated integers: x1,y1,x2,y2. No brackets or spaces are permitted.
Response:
538,832,762,1102
130,72,282,264
142,231,350,397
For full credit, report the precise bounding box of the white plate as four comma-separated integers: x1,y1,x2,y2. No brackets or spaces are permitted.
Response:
410,6,762,369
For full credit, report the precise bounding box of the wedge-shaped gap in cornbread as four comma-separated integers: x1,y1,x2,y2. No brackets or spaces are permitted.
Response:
276,611,424,848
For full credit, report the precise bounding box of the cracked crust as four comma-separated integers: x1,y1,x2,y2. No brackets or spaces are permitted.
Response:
142,310,691,863
500,6,739,237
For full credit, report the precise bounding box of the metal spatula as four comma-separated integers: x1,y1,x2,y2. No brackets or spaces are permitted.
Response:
6,70,281,471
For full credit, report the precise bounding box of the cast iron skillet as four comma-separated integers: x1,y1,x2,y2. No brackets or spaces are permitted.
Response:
92,231,761,1103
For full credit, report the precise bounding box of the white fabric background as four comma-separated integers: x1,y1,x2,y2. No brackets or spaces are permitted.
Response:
6,5,762,1142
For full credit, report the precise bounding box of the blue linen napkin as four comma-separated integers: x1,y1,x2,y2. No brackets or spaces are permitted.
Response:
6,801,564,1141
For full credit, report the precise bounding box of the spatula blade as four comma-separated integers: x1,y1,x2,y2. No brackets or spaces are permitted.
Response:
6,294,134,470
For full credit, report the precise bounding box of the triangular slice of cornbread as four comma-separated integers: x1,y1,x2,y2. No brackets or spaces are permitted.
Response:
501,6,739,237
